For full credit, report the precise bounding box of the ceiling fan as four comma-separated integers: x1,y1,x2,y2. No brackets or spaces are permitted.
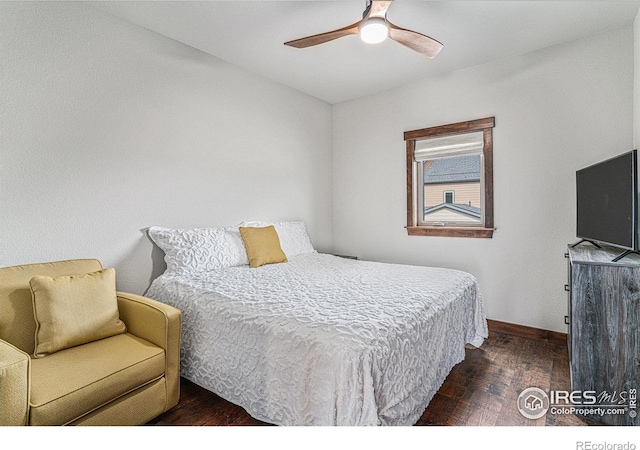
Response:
284,1,443,59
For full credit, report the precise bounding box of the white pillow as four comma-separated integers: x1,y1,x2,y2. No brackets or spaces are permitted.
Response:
238,221,316,258
148,226,249,274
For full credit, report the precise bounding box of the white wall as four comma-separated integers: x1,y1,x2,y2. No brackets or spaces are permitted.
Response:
1,3,634,334
0,2,333,294
332,27,634,333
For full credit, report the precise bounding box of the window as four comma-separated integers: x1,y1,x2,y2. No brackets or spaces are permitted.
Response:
404,117,495,238
443,191,455,204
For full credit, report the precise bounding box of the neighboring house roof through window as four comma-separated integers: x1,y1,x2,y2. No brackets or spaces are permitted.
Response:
423,203,482,219
424,154,481,184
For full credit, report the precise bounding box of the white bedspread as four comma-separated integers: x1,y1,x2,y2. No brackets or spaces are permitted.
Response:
146,253,487,425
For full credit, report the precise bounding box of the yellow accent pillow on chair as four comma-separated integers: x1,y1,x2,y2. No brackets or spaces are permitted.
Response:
239,225,288,268
30,267,126,358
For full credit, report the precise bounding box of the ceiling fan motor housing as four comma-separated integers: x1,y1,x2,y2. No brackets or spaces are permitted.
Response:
359,17,389,44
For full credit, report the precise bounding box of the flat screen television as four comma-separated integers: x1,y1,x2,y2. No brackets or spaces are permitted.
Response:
576,149,638,261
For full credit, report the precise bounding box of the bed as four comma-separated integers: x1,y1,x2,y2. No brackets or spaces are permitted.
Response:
146,222,487,426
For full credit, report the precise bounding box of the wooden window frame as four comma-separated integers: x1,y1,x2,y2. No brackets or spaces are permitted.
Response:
405,117,495,238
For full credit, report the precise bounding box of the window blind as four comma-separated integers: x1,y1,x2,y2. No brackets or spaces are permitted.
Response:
414,131,484,161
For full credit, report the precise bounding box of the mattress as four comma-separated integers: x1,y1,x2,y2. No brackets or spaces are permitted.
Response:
146,253,487,425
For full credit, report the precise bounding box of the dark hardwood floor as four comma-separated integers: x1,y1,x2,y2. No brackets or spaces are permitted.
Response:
150,330,597,426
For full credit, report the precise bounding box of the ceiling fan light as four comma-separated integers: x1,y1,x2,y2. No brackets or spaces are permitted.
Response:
359,17,388,44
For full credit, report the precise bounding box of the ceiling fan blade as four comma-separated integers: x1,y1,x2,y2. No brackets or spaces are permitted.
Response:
388,21,443,58
284,20,362,48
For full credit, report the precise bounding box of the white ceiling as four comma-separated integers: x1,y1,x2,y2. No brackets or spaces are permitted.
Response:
92,1,640,104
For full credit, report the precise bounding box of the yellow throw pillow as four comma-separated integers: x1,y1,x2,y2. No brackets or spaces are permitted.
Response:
30,267,126,358
239,225,288,268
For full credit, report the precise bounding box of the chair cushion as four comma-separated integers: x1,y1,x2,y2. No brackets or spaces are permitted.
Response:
29,333,165,425
0,259,103,355
30,267,126,357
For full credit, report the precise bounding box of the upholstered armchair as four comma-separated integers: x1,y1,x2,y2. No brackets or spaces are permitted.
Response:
0,259,181,425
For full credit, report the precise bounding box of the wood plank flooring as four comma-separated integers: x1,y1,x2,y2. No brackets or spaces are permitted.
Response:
149,330,598,426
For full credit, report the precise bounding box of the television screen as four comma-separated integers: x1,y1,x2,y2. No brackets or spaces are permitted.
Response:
576,150,638,250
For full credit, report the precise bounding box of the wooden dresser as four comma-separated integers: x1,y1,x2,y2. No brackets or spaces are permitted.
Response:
566,244,639,425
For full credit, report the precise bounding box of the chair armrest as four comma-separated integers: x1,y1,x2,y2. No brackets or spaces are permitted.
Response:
116,292,182,411
0,339,30,425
